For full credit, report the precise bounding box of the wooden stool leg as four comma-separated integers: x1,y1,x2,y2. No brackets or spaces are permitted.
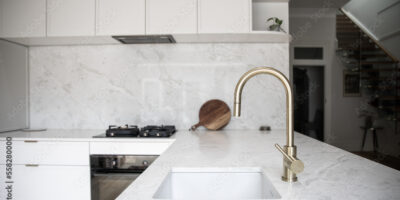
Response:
361,128,367,151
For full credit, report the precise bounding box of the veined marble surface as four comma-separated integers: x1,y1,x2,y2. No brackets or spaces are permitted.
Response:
29,43,289,129
117,130,400,200
1,129,399,199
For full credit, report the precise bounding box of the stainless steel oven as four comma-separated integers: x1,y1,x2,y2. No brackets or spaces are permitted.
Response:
90,155,158,200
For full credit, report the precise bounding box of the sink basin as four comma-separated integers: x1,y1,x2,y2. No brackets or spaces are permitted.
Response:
153,168,281,200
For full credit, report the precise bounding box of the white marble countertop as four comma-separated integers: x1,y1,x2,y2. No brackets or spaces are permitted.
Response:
1,129,399,199
116,130,400,200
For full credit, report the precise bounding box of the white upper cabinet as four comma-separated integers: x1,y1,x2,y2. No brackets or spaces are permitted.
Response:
47,0,95,36
146,0,197,34
0,0,46,37
198,0,250,33
96,0,145,35
1,0,290,44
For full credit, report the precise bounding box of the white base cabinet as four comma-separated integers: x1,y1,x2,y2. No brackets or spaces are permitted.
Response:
0,140,91,199
0,165,90,200
0,141,89,165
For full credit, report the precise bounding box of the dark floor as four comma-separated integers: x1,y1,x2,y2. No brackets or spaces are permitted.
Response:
352,151,400,171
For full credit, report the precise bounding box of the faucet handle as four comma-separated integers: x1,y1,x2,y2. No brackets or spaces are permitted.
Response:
275,144,304,174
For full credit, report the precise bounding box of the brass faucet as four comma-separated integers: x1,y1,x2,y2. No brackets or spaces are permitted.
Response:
233,67,304,182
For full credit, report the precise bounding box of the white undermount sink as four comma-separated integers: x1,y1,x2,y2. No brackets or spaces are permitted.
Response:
153,168,281,200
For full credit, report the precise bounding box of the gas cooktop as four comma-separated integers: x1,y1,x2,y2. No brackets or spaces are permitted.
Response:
93,125,176,138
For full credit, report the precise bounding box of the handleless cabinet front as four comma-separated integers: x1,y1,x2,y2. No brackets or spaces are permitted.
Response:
146,0,197,34
47,0,95,36
0,141,89,165
96,0,145,35
0,165,90,200
0,0,46,37
198,0,250,33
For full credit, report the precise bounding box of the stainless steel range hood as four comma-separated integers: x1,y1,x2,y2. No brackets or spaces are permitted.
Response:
112,35,176,44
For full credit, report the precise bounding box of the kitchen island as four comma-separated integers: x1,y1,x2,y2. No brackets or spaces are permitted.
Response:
1,130,399,199
118,130,400,200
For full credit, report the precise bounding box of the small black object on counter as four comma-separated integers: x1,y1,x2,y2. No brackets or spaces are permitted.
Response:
259,126,271,131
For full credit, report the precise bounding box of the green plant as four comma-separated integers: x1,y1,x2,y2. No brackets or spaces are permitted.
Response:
267,17,285,33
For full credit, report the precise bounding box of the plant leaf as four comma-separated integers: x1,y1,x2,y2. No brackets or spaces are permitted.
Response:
269,24,278,30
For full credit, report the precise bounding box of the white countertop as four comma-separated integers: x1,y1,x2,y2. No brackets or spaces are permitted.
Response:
0,129,176,142
117,130,400,200
1,129,399,199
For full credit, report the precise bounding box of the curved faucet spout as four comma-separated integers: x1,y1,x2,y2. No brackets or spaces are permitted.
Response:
233,67,294,147
233,67,303,182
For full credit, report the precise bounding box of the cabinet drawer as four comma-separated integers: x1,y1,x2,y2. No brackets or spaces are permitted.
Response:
0,140,89,165
90,141,173,155
0,164,90,200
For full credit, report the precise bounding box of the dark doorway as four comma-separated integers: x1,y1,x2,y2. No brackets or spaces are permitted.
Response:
293,66,324,141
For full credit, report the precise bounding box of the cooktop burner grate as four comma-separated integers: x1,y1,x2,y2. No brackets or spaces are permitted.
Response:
95,125,176,138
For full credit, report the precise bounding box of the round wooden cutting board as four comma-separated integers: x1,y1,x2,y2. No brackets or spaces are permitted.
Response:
190,99,231,131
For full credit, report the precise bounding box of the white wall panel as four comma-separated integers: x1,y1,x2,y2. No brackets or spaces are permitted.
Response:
0,40,28,132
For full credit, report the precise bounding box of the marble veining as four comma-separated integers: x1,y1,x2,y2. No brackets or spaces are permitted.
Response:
29,43,289,129
1,129,399,199
116,130,400,200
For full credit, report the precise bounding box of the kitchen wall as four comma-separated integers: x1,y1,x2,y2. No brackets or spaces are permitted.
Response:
0,40,28,132
29,43,289,130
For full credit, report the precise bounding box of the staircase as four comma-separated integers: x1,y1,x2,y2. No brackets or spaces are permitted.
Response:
336,10,399,124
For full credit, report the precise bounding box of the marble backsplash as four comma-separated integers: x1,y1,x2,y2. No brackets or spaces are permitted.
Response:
29,43,289,130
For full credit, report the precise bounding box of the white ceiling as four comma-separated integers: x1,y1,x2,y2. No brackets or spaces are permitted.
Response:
290,0,350,8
